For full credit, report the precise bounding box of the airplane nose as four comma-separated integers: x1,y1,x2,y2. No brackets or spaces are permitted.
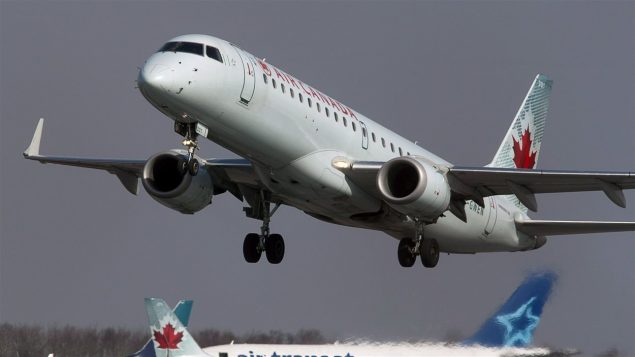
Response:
138,63,175,94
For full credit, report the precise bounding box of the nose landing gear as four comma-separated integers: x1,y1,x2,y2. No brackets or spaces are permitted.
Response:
175,121,200,176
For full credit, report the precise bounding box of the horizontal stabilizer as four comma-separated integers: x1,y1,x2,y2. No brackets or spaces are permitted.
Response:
516,219,635,236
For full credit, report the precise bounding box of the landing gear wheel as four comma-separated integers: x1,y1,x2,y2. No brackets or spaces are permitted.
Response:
397,238,416,267
188,158,199,176
420,239,440,268
243,233,261,263
265,233,285,264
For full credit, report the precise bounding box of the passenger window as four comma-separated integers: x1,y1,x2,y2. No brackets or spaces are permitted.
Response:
390,143,395,152
352,121,356,131
281,83,286,93
371,132,376,142
308,98,312,107
290,88,295,98
206,46,223,62
272,78,277,89
381,138,386,147
299,93,303,103
325,107,330,117
399,147,403,156
316,103,321,112
263,74,268,84
334,112,339,122
407,152,411,156
343,117,347,127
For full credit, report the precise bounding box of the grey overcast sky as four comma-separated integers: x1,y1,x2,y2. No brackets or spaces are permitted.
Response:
1,1,634,355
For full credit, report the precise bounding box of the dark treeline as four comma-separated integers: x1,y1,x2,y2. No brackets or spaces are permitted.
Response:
0,323,328,357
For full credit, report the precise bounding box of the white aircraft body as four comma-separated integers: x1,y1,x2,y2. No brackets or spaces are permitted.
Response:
130,272,564,357
24,34,635,267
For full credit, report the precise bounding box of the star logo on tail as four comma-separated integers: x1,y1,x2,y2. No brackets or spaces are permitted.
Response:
495,296,540,347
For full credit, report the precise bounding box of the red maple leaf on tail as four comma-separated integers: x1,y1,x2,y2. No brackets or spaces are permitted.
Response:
153,323,184,349
512,128,537,169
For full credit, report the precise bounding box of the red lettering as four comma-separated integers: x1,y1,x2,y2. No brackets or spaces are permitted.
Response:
257,59,271,76
326,96,343,112
288,77,301,90
346,106,358,119
298,81,312,95
308,87,321,100
273,67,289,83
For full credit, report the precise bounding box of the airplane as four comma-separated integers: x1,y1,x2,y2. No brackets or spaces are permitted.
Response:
24,34,635,268
132,272,572,357
129,299,193,357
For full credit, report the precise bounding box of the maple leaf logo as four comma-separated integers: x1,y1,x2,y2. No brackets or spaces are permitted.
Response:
153,323,184,350
512,127,537,169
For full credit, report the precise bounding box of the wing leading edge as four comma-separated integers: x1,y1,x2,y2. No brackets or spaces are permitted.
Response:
23,119,259,197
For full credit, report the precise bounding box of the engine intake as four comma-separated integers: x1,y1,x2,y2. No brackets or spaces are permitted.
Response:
377,157,451,220
142,150,214,214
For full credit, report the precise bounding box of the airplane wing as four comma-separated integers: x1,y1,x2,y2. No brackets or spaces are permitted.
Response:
515,219,635,236
23,119,258,197
337,160,635,212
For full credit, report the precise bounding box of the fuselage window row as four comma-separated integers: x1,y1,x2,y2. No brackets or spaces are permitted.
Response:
261,67,404,154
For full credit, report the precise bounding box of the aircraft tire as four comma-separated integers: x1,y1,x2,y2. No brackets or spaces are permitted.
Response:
420,239,439,268
265,234,285,264
243,233,261,263
397,238,416,267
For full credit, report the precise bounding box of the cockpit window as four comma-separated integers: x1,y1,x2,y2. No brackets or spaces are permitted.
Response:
158,42,204,56
206,46,223,63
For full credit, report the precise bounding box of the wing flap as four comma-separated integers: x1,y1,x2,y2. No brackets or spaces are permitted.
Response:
515,219,635,236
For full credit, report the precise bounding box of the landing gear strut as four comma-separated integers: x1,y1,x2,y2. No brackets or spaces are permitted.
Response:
242,191,285,264
175,122,199,176
397,220,440,268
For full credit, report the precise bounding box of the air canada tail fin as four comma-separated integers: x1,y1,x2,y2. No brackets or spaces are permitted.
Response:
128,300,194,357
463,271,557,348
488,74,553,212
138,298,205,357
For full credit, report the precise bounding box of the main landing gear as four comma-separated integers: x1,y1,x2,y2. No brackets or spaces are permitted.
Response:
174,122,200,176
397,220,440,268
242,192,285,264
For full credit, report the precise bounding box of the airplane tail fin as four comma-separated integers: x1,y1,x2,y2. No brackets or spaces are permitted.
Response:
142,298,206,357
128,300,194,357
463,271,557,348
488,74,553,212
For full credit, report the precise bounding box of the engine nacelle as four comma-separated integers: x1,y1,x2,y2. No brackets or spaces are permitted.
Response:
142,150,214,214
377,157,451,221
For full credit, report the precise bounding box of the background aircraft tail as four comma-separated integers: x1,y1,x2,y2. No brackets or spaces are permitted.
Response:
128,299,193,357
487,74,553,212
463,271,557,348
140,298,205,357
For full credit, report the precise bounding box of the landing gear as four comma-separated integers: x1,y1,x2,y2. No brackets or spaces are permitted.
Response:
397,238,416,267
420,239,440,268
243,233,261,263
175,122,199,176
397,220,440,268
265,233,285,264
241,191,285,264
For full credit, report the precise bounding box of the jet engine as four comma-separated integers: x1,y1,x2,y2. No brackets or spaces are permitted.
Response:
142,150,214,214
377,157,451,221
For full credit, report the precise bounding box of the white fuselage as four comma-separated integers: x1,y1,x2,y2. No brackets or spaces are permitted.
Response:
138,34,536,254
202,343,551,357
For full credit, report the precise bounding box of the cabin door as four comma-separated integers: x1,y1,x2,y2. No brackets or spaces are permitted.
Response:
484,197,498,236
232,45,256,104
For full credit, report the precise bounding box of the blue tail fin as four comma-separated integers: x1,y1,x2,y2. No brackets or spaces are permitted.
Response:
463,271,557,348
127,299,193,357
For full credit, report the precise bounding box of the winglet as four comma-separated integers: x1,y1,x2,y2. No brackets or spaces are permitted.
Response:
24,118,44,158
